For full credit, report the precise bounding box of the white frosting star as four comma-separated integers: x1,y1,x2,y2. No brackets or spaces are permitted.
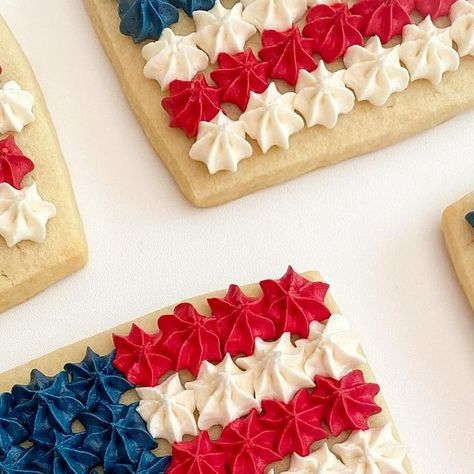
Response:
142,28,209,91
280,443,351,473
240,83,304,153
295,60,355,129
136,373,198,443
296,314,366,380
344,36,410,106
193,0,257,63
189,112,253,174
236,332,314,404
242,0,307,33
0,183,56,248
333,423,408,474
450,0,474,57
0,81,35,134
399,16,460,85
185,353,259,430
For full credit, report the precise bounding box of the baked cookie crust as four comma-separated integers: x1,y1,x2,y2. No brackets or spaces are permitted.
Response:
443,192,474,311
0,271,412,472
84,0,474,207
0,17,87,313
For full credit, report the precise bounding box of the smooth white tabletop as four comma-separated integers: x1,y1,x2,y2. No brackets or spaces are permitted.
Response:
1,1,473,472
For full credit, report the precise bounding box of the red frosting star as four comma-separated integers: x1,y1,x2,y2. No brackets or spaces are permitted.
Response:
351,0,415,43
168,432,226,474
216,410,281,474
158,302,222,376
112,324,173,386
208,284,277,357
259,266,331,338
259,26,317,86
311,370,382,436
210,50,270,111
0,136,34,189
161,74,221,138
303,3,365,63
415,0,456,19
259,390,327,457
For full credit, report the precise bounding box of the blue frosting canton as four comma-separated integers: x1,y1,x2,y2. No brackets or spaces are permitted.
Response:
118,0,179,42
65,348,133,410
97,451,171,474
466,212,474,229
0,393,28,460
79,402,157,470
10,370,84,445
0,446,42,473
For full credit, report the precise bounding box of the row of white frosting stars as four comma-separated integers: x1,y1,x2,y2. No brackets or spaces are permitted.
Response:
136,313,365,443
0,80,56,247
267,423,407,474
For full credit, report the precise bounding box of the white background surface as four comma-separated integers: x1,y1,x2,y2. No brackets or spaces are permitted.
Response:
0,0,473,472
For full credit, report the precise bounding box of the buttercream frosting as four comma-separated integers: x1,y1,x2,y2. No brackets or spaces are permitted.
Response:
296,313,366,380
240,83,304,153
136,373,198,443
295,60,355,129
466,211,474,228
311,370,382,436
450,0,474,57
242,0,307,33
0,183,56,248
236,332,314,403
415,0,456,19
189,111,253,174
0,135,35,189
142,29,209,91
0,81,35,134
344,36,409,106
399,15,460,85
280,442,351,473
333,423,408,474
193,1,257,63
185,353,259,430
0,393,29,458
118,0,179,43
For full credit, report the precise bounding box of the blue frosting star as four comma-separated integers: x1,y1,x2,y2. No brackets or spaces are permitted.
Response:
0,393,28,460
109,451,171,474
64,348,133,410
169,0,215,17
10,370,84,444
79,402,156,469
0,446,42,474
466,212,474,229
118,0,179,43
22,432,100,474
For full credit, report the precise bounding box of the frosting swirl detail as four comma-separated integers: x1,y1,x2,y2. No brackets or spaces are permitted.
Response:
193,0,257,63
142,29,209,91
295,60,355,129
415,0,457,19
333,423,408,473
399,15,460,85
0,81,35,134
0,183,56,248
259,26,317,86
185,354,259,430
242,0,307,33
0,135,34,190
344,36,410,106
189,111,253,174
240,83,304,153
450,0,474,56
136,373,198,443
236,332,314,403
296,313,366,380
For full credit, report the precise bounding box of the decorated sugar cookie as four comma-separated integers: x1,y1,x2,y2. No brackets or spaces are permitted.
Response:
84,0,474,206
443,192,474,310
0,268,412,473
0,17,87,312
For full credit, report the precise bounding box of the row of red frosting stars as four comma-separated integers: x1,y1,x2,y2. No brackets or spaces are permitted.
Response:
166,370,381,473
161,0,458,138
113,266,331,385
